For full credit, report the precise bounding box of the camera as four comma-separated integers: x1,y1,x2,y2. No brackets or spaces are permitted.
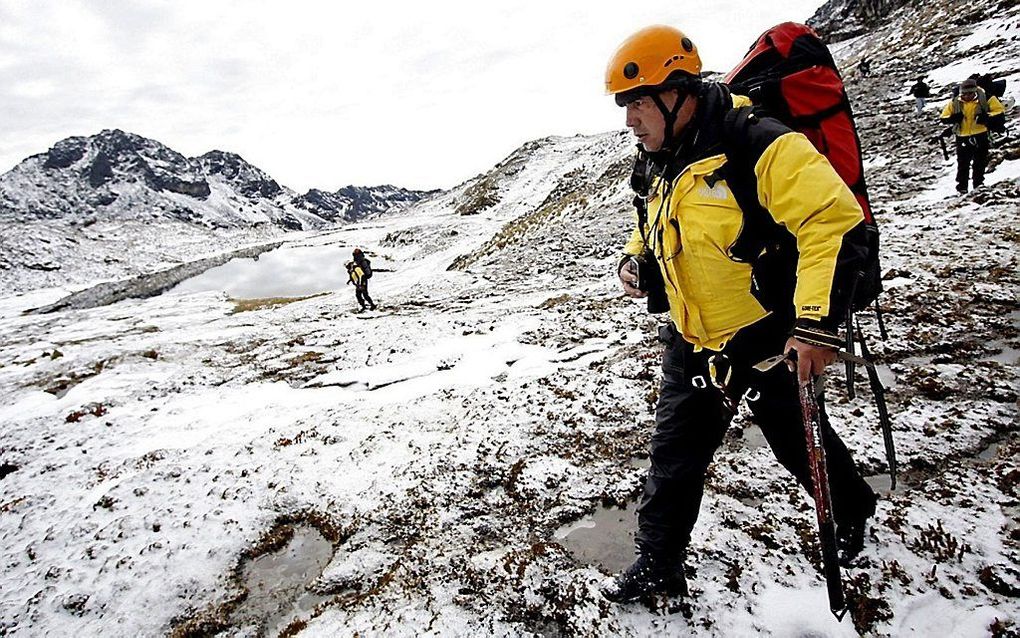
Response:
630,251,670,315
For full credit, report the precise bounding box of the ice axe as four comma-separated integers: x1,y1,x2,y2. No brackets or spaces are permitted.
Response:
754,349,897,490
755,352,849,618
753,350,871,373
799,375,848,620
932,127,953,161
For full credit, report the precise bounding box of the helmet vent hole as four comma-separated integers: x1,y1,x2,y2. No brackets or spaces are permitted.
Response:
623,62,639,79
681,37,694,52
664,59,672,67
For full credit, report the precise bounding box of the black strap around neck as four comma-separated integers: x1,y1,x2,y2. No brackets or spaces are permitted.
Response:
651,92,686,150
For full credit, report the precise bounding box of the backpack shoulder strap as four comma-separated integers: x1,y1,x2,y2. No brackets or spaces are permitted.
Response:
720,106,794,262
721,107,754,160
720,106,765,218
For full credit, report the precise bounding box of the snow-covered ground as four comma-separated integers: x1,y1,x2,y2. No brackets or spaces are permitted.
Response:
2,1,1019,636
2,135,1017,637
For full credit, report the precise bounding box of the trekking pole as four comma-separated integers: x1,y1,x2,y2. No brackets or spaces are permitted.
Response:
855,318,896,489
799,376,848,620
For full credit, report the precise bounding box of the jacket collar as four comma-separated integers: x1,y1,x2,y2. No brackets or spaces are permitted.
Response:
647,82,733,182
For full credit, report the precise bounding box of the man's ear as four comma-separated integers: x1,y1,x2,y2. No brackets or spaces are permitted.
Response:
661,88,680,109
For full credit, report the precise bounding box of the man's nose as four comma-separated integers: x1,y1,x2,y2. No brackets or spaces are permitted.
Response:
625,105,639,128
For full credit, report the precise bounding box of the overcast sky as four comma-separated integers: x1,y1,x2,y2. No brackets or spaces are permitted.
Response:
0,0,823,192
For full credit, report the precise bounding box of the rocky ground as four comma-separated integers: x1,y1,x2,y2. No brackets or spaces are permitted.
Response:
1,1,1018,636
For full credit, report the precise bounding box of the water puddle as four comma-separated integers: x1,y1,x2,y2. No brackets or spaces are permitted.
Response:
742,424,768,449
555,501,638,573
738,496,766,508
872,364,898,390
230,525,335,636
559,444,769,571
628,456,651,470
864,436,1005,496
171,243,355,299
978,441,1000,462
865,473,899,496
983,341,1020,366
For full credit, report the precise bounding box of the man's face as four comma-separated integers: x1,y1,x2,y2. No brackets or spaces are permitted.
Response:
961,90,977,102
624,90,694,152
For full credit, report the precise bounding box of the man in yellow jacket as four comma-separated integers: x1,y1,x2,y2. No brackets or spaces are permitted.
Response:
345,260,375,311
601,25,877,602
941,77,1006,193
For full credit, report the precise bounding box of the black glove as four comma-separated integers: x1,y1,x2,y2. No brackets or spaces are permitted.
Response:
942,112,963,125
976,113,990,125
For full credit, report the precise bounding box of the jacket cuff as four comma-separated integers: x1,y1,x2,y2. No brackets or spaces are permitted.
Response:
792,319,842,349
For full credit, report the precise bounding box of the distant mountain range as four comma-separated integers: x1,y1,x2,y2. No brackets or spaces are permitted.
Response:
0,129,436,231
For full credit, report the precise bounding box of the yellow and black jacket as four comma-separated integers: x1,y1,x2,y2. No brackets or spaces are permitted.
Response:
622,83,868,351
347,265,365,286
940,90,1006,137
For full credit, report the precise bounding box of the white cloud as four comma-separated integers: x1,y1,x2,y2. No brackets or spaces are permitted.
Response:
0,0,824,191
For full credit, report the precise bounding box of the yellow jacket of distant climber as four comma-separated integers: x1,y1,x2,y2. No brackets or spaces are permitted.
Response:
348,265,365,286
940,93,1006,137
623,90,867,352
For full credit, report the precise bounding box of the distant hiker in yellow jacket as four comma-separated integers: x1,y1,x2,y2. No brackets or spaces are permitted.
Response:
941,77,1006,193
345,260,375,311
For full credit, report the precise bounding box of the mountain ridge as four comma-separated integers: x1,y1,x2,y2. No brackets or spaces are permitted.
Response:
0,128,435,230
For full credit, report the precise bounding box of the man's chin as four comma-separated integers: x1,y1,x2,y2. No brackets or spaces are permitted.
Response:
638,139,661,153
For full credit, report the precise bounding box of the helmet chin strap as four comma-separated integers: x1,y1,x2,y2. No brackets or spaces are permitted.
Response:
650,92,686,150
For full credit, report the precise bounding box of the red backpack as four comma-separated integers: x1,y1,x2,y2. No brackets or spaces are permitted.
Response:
722,24,890,437
723,22,881,316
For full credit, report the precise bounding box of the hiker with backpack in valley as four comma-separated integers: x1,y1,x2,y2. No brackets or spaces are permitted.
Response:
601,24,882,612
910,76,931,114
346,248,376,311
858,56,871,77
941,77,1007,193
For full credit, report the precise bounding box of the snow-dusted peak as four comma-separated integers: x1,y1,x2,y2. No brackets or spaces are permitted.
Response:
293,184,436,224
196,150,284,199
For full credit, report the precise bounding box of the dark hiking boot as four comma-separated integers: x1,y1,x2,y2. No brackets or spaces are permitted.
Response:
955,185,968,194
837,516,869,566
601,554,688,603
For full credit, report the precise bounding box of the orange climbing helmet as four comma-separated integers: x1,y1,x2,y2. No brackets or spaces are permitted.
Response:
605,25,702,104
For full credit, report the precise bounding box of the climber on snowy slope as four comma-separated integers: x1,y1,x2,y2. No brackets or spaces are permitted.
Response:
602,24,878,604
